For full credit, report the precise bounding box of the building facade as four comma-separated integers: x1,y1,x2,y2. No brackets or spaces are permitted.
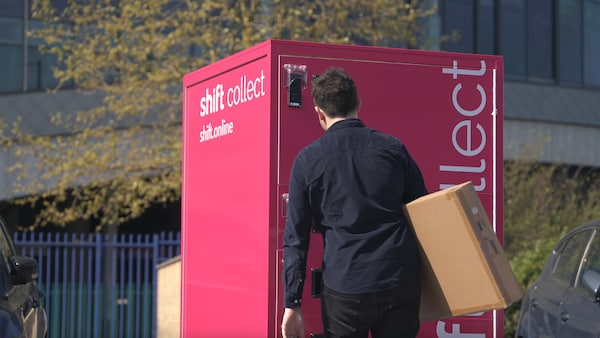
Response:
438,0,600,168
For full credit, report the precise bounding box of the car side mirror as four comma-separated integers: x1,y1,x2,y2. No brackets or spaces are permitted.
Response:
9,255,39,285
582,270,600,302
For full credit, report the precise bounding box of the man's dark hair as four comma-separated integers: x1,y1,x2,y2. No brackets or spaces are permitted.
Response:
311,67,359,118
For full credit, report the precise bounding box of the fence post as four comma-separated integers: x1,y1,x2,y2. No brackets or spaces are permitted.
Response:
152,233,159,338
94,233,102,338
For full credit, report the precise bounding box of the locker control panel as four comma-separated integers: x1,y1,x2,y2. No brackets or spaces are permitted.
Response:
284,64,307,107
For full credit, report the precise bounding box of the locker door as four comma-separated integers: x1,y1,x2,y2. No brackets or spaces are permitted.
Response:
276,60,325,338
275,55,446,337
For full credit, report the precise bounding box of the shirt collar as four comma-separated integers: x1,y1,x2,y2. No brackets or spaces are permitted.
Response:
326,118,365,133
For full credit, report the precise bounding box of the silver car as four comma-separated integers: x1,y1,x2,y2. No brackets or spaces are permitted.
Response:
516,219,600,338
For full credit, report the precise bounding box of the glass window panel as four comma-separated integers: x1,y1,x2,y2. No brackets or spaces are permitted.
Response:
28,47,59,91
499,0,526,79
0,17,23,44
0,0,24,17
443,0,475,53
0,44,23,93
51,0,69,11
28,20,50,46
579,232,600,276
26,57,41,91
527,0,553,80
558,0,582,84
477,0,496,54
553,231,591,285
583,0,600,87
418,0,442,50
578,231,600,296
0,218,16,274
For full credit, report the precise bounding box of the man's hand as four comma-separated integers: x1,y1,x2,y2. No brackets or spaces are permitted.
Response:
281,307,305,338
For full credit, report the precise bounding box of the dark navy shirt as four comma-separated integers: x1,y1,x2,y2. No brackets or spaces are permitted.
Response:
283,118,428,308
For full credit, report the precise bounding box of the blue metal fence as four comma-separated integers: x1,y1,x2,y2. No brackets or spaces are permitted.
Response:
13,231,181,338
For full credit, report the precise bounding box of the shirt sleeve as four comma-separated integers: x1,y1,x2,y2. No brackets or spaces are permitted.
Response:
282,154,313,308
401,146,428,202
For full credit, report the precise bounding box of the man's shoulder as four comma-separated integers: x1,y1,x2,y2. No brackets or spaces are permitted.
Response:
297,137,326,162
368,128,405,148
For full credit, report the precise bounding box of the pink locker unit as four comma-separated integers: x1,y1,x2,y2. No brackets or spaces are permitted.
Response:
181,40,504,338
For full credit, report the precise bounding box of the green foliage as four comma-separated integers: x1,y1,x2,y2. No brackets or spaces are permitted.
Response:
503,151,600,337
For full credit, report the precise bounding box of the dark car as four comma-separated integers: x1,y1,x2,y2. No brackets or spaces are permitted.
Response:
0,215,47,338
516,219,600,338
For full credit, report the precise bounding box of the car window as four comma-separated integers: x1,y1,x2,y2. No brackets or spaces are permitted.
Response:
577,230,600,286
0,218,16,274
552,230,591,285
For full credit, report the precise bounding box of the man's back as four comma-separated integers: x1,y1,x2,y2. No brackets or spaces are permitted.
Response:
281,67,426,338
292,118,427,294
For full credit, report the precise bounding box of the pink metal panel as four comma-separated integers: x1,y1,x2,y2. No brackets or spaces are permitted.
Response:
182,49,275,337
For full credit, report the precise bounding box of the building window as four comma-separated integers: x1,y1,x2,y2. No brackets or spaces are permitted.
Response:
499,0,526,80
476,0,496,55
26,19,68,92
0,44,22,93
442,0,476,52
28,47,60,91
583,0,600,87
0,0,24,18
0,1,70,94
439,0,599,88
50,0,69,12
0,16,24,93
526,0,554,80
558,0,583,84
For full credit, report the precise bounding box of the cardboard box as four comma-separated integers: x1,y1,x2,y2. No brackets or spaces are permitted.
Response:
404,181,522,322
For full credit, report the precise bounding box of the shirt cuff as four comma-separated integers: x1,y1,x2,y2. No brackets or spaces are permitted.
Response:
284,295,302,308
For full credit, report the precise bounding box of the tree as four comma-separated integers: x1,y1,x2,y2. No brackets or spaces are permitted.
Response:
0,0,438,230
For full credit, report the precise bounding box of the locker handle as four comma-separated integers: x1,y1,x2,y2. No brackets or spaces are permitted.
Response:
282,193,289,218
288,77,303,107
311,268,322,298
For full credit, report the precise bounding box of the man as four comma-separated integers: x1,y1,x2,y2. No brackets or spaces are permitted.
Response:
281,67,428,338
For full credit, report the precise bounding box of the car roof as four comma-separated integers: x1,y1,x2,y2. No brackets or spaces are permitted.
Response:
559,219,600,244
573,219,600,232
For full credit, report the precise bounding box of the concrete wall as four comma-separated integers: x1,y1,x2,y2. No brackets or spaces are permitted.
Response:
157,256,181,338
